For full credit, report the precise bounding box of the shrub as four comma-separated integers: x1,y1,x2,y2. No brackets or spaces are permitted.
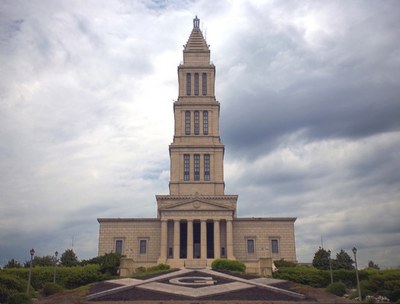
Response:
349,286,370,300
7,292,32,304
60,265,106,289
0,273,26,292
147,263,170,272
326,282,346,296
135,266,146,273
272,266,330,288
0,273,31,303
211,259,246,273
98,253,121,276
383,279,400,302
0,285,13,303
274,259,296,268
43,282,63,296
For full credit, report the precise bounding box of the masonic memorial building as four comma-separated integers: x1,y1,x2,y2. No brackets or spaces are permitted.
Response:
97,17,297,275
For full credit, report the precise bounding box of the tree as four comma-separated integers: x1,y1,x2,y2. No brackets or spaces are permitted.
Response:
60,249,79,267
334,249,354,270
4,258,22,268
32,255,54,267
99,253,122,275
312,247,331,270
367,260,380,270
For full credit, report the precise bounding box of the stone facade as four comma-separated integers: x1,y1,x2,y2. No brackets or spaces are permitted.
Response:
97,17,297,275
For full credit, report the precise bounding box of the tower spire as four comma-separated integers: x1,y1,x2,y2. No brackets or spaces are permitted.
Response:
193,15,200,29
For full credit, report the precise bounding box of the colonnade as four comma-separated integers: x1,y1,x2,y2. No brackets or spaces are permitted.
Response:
159,219,234,261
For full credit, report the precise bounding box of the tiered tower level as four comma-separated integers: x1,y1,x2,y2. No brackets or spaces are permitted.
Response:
170,17,225,196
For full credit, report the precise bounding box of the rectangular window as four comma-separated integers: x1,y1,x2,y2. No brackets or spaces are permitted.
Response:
186,73,191,95
115,240,123,254
184,154,190,181
194,73,199,96
185,111,191,135
202,73,207,95
247,239,255,254
139,239,147,254
271,239,279,254
204,154,210,181
203,111,208,135
194,111,199,135
194,154,200,181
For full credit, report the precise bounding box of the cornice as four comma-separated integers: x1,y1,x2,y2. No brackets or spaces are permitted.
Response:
156,195,238,200
234,217,297,222
97,218,159,223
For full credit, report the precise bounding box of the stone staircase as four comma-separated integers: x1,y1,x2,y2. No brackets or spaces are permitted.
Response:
184,259,208,269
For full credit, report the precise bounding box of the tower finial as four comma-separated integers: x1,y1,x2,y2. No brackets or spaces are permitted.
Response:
193,16,200,29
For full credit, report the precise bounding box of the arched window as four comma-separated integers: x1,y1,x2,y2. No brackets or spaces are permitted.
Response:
202,73,207,95
194,111,199,135
203,111,208,135
185,111,191,135
194,73,199,96
186,73,191,95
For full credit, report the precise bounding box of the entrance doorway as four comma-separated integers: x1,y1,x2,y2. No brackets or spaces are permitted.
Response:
193,222,201,258
180,222,187,258
207,222,214,258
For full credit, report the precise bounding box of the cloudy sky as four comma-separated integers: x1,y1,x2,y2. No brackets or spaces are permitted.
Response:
1,0,399,268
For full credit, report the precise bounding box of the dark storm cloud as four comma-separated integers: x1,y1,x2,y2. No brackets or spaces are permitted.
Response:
217,0,400,160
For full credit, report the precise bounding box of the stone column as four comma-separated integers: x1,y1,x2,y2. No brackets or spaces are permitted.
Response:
173,220,180,259
187,220,193,259
201,220,207,259
226,219,235,259
160,219,168,261
214,220,220,259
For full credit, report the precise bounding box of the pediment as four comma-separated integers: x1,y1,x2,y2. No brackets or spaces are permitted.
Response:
162,199,232,211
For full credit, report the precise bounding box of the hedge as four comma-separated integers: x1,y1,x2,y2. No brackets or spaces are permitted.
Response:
211,259,246,273
273,267,400,302
43,282,63,296
1,264,107,289
326,282,346,296
0,273,30,303
7,292,32,304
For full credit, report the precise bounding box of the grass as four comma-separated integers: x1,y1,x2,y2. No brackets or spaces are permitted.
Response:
131,268,178,279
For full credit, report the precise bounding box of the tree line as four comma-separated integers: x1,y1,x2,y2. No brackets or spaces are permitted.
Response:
312,247,379,270
3,249,84,269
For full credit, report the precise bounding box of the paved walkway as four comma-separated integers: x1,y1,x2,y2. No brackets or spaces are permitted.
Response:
86,268,305,301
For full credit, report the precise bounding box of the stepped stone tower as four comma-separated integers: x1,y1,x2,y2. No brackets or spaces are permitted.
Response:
156,16,238,267
97,17,297,274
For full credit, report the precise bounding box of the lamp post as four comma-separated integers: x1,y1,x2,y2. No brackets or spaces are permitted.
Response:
26,248,35,294
328,250,333,284
53,251,58,283
352,247,362,301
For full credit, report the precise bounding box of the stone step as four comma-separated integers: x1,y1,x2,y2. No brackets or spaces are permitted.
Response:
184,259,207,269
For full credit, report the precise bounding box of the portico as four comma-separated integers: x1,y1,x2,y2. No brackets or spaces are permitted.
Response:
156,194,237,267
